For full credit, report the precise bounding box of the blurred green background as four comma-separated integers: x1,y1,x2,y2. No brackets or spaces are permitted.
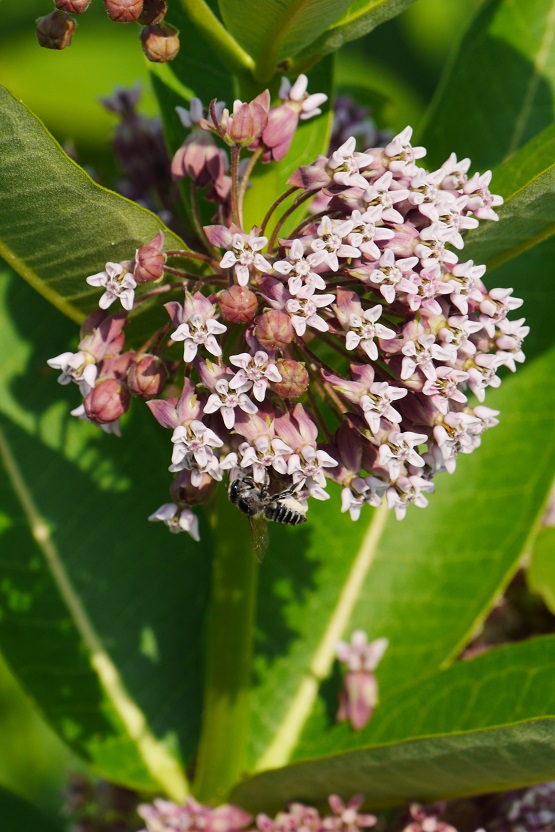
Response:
0,0,481,823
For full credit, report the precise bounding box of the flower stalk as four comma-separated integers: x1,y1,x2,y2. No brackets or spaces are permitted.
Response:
192,488,258,803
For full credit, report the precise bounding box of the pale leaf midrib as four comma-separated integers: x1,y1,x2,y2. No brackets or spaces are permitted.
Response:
0,422,188,801
255,503,390,772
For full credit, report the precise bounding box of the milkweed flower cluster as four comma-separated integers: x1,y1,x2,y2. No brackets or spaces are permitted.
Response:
138,794,378,832
47,75,526,542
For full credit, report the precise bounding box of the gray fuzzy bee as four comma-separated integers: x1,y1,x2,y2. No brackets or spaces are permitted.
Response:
228,475,307,560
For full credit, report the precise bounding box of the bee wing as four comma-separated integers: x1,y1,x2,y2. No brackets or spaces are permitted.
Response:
249,515,269,563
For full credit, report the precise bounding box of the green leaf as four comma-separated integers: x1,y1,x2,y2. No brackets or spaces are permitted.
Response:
0,84,187,327
290,0,419,68
217,0,353,80
420,0,555,169
464,123,555,270
0,785,63,832
0,267,214,797
244,343,555,772
232,637,555,810
527,526,555,613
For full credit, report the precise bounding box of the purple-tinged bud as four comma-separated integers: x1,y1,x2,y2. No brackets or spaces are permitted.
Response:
140,22,180,62
170,470,215,506
138,0,167,24
216,92,270,148
127,354,167,398
84,379,130,424
219,285,258,323
35,11,75,49
386,221,420,257
254,309,294,350
271,360,309,399
55,0,91,12
337,670,378,731
134,231,166,283
104,0,143,22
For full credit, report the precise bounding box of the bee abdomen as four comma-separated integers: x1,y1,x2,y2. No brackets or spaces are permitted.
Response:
265,502,307,525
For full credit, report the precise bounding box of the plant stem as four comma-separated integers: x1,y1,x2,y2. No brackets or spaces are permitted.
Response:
193,490,258,803
268,189,318,251
238,147,263,221
178,0,255,79
231,146,242,228
260,187,298,237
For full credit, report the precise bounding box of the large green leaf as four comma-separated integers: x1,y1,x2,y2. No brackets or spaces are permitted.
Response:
0,785,63,832
290,0,419,68
420,0,555,170
464,123,555,269
527,526,555,613
244,343,555,772
0,267,214,797
0,85,186,326
217,0,352,78
232,637,555,810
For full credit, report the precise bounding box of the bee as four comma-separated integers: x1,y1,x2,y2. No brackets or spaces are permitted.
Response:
228,475,307,561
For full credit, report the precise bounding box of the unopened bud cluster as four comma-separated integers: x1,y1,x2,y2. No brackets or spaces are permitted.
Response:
48,76,526,543
36,0,178,60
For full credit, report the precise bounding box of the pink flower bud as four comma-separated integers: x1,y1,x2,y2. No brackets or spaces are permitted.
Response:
127,354,167,398
138,0,167,25
254,309,294,350
219,285,258,323
55,0,91,12
170,470,215,506
336,670,378,731
140,22,180,62
271,359,309,399
35,11,75,50
104,0,143,22
134,231,166,283
84,379,130,424
218,92,270,148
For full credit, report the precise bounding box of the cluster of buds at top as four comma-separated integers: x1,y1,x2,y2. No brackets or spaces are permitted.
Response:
48,75,526,543
36,0,178,60
138,794,378,832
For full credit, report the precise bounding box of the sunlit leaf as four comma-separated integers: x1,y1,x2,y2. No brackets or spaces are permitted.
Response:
0,267,213,797
463,123,555,269
245,344,555,772
233,637,555,810
0,85,186,328
420,0,555,169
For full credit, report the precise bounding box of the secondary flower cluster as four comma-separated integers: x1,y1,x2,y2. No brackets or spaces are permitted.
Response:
137,796,488,832
47,79,526,541
138,794,378,832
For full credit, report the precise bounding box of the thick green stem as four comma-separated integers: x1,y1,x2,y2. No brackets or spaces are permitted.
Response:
193,490,258,803
178,0,255,80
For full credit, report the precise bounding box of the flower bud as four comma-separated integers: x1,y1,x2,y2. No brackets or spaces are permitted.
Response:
170,470,215,506
35,10,75,50
84,379,130,424
219,285,258,323
134,231,166,283
138,0,167,24
127,354,167,398
104,0,143,22
55,0,91,12
140,22,180,62
271,359,309,399
254,310,294,350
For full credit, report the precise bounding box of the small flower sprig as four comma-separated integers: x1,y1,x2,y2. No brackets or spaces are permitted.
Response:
47,76,526,542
